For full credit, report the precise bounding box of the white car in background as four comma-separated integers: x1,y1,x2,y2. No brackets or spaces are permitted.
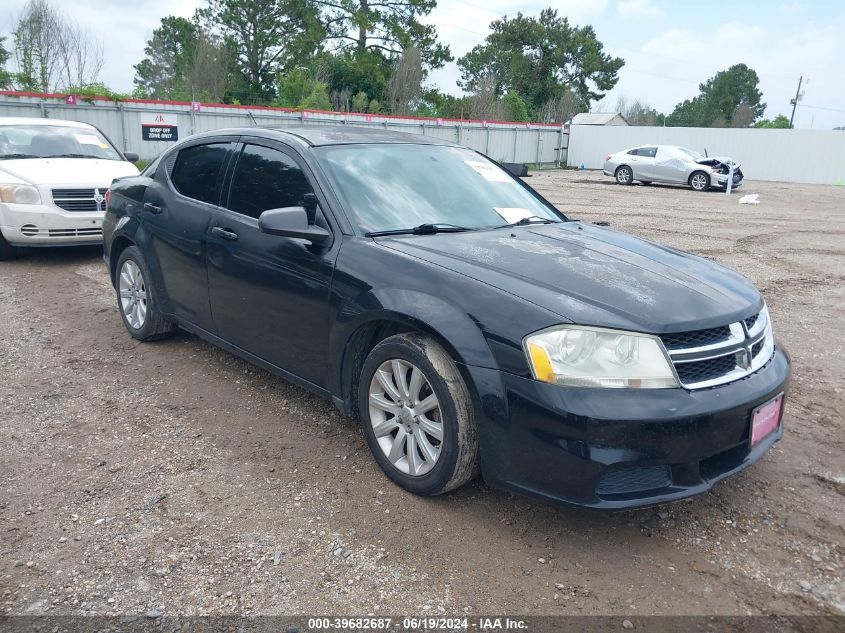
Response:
603,144,744,192
0,117,140,260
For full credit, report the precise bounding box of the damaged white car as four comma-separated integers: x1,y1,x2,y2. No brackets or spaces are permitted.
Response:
604,145,743,192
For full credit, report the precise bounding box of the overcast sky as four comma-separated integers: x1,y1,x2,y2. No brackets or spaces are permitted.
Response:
3,0,844,128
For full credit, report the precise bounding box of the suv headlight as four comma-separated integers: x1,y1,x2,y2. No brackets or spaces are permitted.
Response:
524,325,679,389
0,184,41,205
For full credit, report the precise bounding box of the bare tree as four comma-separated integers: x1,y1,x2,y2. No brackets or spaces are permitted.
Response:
13,0,103,91
615,95,659,126
387,47,423,115
538,89,581,124
13,0,62,91
57,19,104,89
185,29,228,102
730,102,756,128
467,72,505,120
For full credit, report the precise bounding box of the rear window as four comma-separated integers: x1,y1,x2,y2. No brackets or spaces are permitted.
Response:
170,143,229,205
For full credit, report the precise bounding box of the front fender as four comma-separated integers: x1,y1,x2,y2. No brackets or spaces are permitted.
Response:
328,287,499,401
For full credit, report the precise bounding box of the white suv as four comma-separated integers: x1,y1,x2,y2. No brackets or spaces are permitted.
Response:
0,117,140,259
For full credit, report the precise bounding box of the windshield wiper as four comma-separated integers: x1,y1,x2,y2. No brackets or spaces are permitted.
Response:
0,153,39,160
492,215,562,229
47,153,104,159
365,223,472,237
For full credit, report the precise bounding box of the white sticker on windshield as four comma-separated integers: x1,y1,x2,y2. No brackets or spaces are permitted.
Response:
494,207,534,223
74,133,102,145
464,160,513,183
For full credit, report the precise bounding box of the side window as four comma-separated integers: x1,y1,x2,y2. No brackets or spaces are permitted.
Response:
640,146,657,158
170,143,229,205
227,144,317,220
626,148,641,156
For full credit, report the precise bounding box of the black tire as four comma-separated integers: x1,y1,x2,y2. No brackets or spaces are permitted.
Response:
115,246,176,341
689,171,711,192
0,232,18,261
358,333,479,496
640,181,652,185
615,165,634,185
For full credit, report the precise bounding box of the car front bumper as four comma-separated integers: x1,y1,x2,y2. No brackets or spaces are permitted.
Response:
469,345,790,509
0,202,104,246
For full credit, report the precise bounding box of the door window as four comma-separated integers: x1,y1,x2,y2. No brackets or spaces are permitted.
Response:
170,143,230,205
227,144,317,220
627,147,656,157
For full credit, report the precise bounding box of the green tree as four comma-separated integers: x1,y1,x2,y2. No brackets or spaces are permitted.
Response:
753,114,792,129
0,37,13,89
133,16,198,99
503,92,530,122
666,64,765,127
458,8,624,116
277,67,331,109
316,0,451,71
208,0,323,102
351,90,369,112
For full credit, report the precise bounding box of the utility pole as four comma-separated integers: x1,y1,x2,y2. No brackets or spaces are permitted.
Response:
789,76,803,127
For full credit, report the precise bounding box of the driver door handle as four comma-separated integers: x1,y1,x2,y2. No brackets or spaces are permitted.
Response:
143,202,162,214
211,226,239,241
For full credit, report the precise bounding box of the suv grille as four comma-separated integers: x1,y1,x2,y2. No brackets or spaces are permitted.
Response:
660,307,775,389
52,187,108,212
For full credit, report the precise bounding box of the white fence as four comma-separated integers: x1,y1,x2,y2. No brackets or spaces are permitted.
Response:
567,124,845,185
0,92,567,165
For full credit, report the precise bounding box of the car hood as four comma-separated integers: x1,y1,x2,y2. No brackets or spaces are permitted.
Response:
697,156,741,169
376,222,761,333
0,158,139,186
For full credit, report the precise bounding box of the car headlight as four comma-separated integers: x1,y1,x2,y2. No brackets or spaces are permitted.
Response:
524,326,679,389
0,184,41,205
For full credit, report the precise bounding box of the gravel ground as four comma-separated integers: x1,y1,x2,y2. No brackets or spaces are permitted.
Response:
1,170,843,617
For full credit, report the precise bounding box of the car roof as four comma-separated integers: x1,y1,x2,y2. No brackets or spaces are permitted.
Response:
190,125,456,148
0,117,96,129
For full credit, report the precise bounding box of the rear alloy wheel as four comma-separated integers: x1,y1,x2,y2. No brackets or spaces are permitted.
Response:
359,333,478,496
115,246,175,341
615,165,633,185
0,232,18,261
689,171,711,191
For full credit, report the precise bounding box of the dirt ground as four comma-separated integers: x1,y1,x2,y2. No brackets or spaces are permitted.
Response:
1,170,843,618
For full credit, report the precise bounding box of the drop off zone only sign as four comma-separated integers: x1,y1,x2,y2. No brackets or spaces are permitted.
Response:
141,113,178,141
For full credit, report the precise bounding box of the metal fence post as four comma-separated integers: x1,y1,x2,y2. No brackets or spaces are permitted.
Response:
536,129,542,165
39,101,46,118
485,126,490,155
512,127,519,162
118,102,128,151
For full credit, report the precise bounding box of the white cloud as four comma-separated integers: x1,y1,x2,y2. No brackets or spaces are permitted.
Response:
618,0,663,19
778,2,807,15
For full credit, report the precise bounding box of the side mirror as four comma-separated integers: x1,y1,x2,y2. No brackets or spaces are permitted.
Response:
258,207,330,243
124,151,139,162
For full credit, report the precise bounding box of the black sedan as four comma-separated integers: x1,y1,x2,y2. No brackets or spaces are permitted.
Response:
103,126,790,509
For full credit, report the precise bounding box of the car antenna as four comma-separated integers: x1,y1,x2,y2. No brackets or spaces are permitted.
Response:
704,147,708,157
247,111,258,127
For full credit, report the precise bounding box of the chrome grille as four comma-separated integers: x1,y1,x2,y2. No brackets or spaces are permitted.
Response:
660,306,775,389
51,187,108,212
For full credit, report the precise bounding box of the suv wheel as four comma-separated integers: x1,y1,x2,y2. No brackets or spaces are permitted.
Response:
0,232,18,261
115,246,175,341
359,333,478,496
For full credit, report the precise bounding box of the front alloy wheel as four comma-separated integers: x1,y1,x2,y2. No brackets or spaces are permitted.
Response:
689,171,710,191
368,359,444,477
359,333,478,496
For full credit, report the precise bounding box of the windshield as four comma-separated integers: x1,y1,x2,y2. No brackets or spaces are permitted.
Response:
678,147,706,161
0,124,122,160
315,144,563,234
